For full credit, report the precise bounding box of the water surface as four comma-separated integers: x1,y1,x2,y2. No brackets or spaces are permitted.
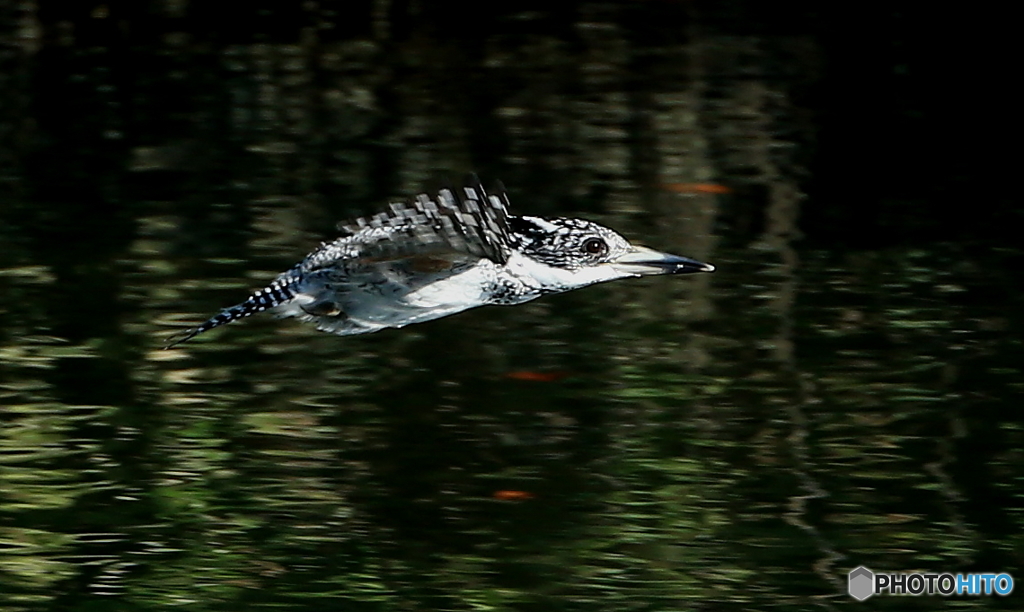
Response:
1,3,1021,611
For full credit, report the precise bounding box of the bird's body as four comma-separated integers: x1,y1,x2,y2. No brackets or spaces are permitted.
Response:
167,179,713,347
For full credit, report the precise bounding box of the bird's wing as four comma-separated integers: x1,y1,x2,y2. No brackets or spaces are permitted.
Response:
304,179,514,272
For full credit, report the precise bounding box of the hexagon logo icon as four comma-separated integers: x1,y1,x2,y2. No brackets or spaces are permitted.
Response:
848,566,875,601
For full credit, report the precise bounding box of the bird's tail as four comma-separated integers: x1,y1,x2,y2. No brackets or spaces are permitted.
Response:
165,272,300,349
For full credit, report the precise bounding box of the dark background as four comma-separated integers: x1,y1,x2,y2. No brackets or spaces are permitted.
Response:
0,1,1021,610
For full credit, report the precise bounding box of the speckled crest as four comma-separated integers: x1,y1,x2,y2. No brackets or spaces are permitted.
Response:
510,216,633,270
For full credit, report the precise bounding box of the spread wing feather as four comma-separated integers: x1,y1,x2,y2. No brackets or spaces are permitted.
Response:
305,178,513,271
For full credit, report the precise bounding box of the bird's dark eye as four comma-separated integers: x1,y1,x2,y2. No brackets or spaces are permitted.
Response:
583,238,607,255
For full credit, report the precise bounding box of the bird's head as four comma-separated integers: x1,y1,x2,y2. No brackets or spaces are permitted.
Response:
507,216,714,291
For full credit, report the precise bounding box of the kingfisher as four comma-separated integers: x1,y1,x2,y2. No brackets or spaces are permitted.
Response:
166,179,714,348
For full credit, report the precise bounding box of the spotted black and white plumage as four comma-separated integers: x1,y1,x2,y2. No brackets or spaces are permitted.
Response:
166,177,714,347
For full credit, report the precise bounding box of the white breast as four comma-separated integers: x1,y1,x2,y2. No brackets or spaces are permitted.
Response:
400,259,498,309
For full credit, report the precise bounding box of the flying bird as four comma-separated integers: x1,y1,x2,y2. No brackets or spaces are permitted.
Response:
167,179,713,347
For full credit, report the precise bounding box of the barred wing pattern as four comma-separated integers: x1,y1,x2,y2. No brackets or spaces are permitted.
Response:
308,181,514,271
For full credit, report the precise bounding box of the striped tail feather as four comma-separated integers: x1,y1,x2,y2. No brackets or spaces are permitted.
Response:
165,273,299,348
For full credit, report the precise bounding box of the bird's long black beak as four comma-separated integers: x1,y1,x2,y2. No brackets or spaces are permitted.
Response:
609,246,715,276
